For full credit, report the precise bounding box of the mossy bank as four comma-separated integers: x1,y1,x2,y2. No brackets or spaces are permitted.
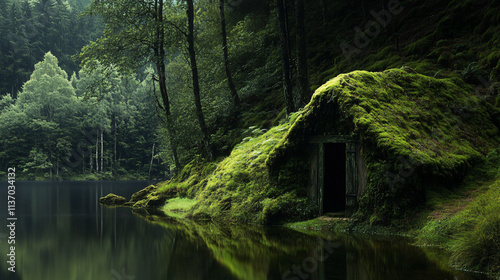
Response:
99,0,500,276
102,67,498,274
113,67,499,225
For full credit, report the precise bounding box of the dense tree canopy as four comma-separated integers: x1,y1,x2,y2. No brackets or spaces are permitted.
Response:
1,0,291,178
3,0,497,181
0,52,163,180
0,0,101,95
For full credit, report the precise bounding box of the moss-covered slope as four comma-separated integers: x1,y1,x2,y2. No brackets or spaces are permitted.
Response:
173,123,317,224
128,67,498,225
417,174,500,275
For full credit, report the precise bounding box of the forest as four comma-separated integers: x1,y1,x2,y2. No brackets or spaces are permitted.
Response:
0,53,161,180
0,0,500,276
0,0,314,180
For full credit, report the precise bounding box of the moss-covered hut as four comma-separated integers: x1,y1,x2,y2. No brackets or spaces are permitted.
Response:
129,67,498,225
266,67,498,223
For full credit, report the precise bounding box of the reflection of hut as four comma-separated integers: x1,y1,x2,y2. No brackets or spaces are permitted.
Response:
267,68,498,219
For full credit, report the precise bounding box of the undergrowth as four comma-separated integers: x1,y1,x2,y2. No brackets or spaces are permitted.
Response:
416,149,500,276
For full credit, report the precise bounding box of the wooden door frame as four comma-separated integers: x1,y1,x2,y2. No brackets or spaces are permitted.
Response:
309,135,359,216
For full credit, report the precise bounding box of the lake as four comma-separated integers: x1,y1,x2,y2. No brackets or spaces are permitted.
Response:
0,181,488,280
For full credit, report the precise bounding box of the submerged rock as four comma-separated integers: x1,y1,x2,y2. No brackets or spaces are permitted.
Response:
99,193,127,206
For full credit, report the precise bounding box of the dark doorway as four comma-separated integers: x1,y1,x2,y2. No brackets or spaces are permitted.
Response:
323,143,346,213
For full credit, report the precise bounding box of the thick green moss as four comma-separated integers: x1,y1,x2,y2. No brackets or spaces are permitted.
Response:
130,68,497,226
99,193,126,206
268,67,498,222
190,124,317,224
271,68,497,165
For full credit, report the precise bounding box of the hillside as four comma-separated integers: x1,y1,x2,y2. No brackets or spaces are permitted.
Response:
125,67,497,222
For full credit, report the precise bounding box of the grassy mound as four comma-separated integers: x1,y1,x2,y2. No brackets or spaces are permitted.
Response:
169,124,317,224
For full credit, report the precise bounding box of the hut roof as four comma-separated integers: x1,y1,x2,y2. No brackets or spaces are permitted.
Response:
268,68,498,175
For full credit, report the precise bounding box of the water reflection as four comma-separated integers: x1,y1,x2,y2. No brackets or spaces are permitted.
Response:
0,182,487,280
139,212,486,280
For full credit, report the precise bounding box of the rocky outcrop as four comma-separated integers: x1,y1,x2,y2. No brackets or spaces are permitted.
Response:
99,193,127,206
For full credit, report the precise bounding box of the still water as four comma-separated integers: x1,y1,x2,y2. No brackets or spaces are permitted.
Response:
0,181,488,280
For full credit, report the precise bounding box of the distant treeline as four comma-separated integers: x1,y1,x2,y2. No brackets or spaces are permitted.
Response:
0,0,100,95
0,52,163,180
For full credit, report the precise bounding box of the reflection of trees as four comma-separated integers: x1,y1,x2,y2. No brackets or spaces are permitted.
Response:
0,182,482,280
339,235,479,280
136,211,484,280
0,183,176,280
0,207,178,280
136,212,334,280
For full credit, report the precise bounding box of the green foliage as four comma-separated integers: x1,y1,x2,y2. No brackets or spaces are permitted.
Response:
0,0,102,95
412,149,500,276
0,52,80,178
417,173,500,276
22,148,53,178
78,0,161,72
148,0,279,165
450,185,500,275
0,94,14,111
0,52,163,180
460,62,483,83
18,52,79,121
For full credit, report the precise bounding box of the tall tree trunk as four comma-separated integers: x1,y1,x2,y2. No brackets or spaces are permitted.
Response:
165,114,181,173
154,0,181,173
114,127,117,171
112,115,116,172
219,0,240,109
295,0,310,107
380,0,393,43
320,0,327,24
187,0,212,160
284,0,293,82
276,0,295,114
154,59,181,172
96,129,99,173
89,147,93,172
101,130,104,173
